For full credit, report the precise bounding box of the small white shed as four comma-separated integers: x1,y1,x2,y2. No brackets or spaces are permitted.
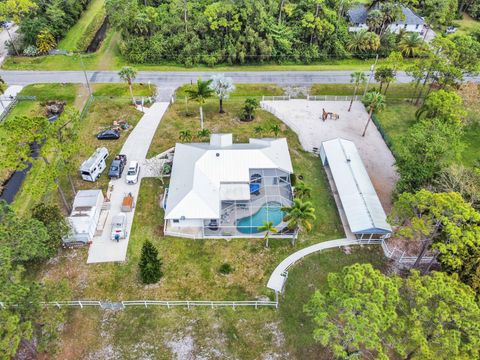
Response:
63,189,104,245
320,138,392,239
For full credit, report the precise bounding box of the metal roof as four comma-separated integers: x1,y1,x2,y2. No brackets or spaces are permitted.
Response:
348,5,424,26
321,138,391,234
165,135,293,220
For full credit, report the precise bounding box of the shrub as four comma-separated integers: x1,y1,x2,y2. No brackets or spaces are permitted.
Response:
23,45,39,57
219,262,234,275
139,240,163,284
241,97,259,121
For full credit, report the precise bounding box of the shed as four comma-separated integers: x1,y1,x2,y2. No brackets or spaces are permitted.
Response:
320,138,392,239
63,189,104,245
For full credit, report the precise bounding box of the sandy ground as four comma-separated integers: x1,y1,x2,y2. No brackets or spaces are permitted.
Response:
261,99,398,211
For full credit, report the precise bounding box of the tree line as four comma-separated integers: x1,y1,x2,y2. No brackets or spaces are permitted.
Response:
103,0,461,66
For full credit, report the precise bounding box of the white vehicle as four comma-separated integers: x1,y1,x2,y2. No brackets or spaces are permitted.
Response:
111,213,127,241
80,147,109,182
125,161,140,184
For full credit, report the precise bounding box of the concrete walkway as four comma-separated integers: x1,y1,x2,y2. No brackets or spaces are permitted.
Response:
266,238,375,293
87,101,170,263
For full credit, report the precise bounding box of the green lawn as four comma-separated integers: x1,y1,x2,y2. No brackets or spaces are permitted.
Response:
58,0,106,52
310,83,419,99
374,99,480,167
451,12,480,36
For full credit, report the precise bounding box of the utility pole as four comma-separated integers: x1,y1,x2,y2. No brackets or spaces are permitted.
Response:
363,54,379,97
79,55,92,96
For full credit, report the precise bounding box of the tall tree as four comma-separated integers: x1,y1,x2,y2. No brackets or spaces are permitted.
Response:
349,71,367,111
398,32,424,57
118,66,138,104
361,91,386,137
186,79,214,129
415,89,465,124
305,263,400,360
294,181,312,200
209,74,235,113
389,190,480,269
138,240,163,284
281,198,316,244
31,203,69,257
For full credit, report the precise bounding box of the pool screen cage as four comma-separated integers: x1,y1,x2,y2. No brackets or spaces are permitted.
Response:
203,168,294,237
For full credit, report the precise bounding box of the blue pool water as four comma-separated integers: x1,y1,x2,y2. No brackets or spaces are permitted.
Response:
236,201,284,234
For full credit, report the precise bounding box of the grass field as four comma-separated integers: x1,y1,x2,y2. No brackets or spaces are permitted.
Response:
374,99,480,167
310,83,418,99
58,0,106,52
452,12,480,36
53,247,386,360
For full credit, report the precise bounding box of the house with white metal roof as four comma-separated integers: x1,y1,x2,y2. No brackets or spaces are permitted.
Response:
163,134,294,239
319,138,392,239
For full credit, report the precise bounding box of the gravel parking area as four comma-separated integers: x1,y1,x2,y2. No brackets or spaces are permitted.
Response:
261,99,398,210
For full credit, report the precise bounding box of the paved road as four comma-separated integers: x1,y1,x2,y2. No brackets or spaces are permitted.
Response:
2,69,480,87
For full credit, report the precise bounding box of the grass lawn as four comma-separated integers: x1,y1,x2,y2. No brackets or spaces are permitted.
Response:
374,99,480,167
58,0,106,52
452,12,480,36
53,246,387,360
310,83,418,99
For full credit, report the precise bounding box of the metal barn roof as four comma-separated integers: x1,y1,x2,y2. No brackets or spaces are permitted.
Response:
321,138,391,234
165,134,293,220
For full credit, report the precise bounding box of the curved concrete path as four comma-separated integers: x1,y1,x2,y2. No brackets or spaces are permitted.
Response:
267,238,377,293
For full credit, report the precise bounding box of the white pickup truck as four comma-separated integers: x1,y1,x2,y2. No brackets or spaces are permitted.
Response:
111,213,127,242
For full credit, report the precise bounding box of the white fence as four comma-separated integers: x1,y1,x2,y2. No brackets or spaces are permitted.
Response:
261,95,291,101
0,300,278,310
307,95,360,101
381,240,433,264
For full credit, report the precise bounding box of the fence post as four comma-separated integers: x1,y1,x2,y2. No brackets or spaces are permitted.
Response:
79,301,83,309
167,301,170,309
144,301,147,308
187,301,190,310
56,301,60,308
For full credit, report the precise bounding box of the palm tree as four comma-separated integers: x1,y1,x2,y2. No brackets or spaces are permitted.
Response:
186,79,214,129
118,66,138,104
361,91,386,137
254,125,264,136
179,129,192,142
347,30,368,53
270,124,281,137
197,128,211,141
281,198,316,244
294,181,312,200
349,72,367,111
257,221,278,248
398,32,424,58
366,10,384,34
210,74,235,113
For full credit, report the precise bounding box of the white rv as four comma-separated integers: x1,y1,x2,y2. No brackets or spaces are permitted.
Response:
63,190,104,245
80,147,109,182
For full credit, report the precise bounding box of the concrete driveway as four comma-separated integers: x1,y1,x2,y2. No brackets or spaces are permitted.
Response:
87,101,169,263
261,99,398,210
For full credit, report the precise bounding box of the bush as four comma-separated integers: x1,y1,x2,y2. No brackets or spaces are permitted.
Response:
139,240,163,284
23,45,39,57
241,97,259,121
32,203,70,257
219,262,234,275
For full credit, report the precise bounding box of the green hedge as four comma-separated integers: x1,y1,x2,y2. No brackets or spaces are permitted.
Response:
77,10,106,52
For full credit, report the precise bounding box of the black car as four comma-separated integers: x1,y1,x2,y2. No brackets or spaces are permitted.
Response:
96,129,120,140
109,154,127,179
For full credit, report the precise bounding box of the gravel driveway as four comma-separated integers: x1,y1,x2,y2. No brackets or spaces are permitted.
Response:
261,99,398,211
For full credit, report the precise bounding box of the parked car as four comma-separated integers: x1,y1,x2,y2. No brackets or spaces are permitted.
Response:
96,129,120,140
111,213,127,241
126,161,140,184
108,154,127,179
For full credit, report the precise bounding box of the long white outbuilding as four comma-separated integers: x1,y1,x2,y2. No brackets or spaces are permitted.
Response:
320,138,392,239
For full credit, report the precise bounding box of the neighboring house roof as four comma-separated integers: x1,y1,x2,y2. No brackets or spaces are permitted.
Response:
321,138,392,234
165,134,293,220
348,5,424,26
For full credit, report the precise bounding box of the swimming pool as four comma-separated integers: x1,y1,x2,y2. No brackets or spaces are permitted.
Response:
236,201,284,234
